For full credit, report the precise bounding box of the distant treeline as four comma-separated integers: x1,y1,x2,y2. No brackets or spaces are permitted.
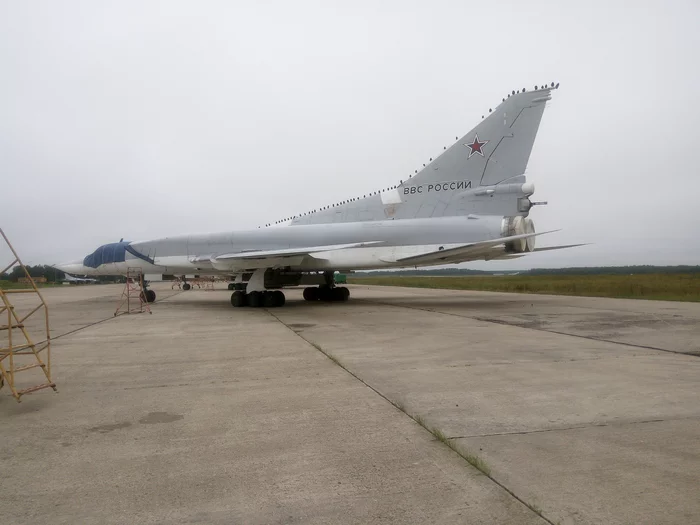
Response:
357,265,700,277
0,264,116,283
526,265,700,275
1,264,65,282
3,264,698,283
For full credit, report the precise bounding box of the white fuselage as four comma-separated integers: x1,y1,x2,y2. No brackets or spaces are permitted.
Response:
58,215,507,276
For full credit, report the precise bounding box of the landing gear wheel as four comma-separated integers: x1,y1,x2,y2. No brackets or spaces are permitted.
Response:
145,290,156,303
182,283,191,291
231,290,247,307
262,290,286,307
248,291,263,308
331,287,346,302
303,287,319,301
338,286,349,301
318,285,333,302
227,283,234,291
263,291,277,308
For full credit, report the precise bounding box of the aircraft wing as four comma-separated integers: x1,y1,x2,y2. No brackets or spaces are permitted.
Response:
205,241,386,271
214,241,385,261
393,231,560,266
531,244,588,252
434,243,587,264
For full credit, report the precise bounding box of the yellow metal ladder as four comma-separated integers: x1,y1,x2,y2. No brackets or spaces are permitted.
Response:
0,228,57,402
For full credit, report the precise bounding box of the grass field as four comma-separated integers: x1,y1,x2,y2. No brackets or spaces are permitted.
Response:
0,280,61,290
348,274,700,302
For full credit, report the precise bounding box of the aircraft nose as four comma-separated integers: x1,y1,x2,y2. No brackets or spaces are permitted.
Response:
53,261,91,275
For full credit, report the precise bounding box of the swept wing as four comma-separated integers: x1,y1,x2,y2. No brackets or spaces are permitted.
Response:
392,231,570,266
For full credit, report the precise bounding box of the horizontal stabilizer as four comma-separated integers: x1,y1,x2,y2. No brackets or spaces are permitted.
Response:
394,230,558,266
214,241,385,261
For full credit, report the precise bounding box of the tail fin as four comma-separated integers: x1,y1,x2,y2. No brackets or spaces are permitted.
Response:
288,85,556,225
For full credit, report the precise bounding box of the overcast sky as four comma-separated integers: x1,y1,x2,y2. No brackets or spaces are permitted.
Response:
1,0,698,270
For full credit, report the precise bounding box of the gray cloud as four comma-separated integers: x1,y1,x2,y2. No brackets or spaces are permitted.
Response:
1,0,698,269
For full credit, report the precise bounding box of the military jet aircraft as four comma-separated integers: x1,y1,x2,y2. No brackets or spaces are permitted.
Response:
56,83,579,307
61,273,98,284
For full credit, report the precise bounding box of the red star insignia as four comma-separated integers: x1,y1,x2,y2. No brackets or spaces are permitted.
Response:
464,134,489,158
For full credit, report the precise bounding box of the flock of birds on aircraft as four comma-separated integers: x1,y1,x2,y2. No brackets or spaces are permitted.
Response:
259,82,560,229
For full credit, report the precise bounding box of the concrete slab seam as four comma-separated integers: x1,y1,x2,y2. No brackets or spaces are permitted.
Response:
264,308,557,525
447,416,700,439
357,299,699,358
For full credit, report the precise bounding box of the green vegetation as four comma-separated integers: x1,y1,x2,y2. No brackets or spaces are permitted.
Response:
360,265,700,277
1,264,119,285
428,424,491,476
1,264,65,283
0,280,61,290
348,273,700,302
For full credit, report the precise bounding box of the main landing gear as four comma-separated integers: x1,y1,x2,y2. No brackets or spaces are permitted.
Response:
303,285,350,302
230,290,286,308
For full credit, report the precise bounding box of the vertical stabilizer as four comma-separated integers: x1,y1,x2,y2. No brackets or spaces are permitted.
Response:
285,85,556,225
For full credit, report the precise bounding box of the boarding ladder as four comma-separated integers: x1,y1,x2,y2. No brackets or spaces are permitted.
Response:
0,228,57,402
114,267,152,316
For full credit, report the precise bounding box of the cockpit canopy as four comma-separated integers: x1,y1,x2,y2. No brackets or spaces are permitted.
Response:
83,242,130,268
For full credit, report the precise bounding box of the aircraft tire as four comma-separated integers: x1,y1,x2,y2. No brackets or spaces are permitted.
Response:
248,291,263,308
227,283,234,291
183,283,191,291
146,290,156,303
318,285,333,302
331,287,345,302
338,286,349,301
273,290,286,307
303,287,318,301
231,291,246,307
263,291,278,308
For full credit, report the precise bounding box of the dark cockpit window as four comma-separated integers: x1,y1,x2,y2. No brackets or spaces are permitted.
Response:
83,242,129,268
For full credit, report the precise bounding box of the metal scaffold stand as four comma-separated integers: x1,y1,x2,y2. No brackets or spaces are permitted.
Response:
0,228,57,402
114,267,152,316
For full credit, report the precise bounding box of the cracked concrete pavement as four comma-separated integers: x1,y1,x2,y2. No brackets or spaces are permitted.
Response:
2,283,699,524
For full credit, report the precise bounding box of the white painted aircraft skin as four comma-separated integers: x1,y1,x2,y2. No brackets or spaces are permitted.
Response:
55,85,581,295
56,215,509,276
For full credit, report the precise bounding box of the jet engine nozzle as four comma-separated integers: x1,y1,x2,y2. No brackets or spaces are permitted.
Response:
501,216,536,253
